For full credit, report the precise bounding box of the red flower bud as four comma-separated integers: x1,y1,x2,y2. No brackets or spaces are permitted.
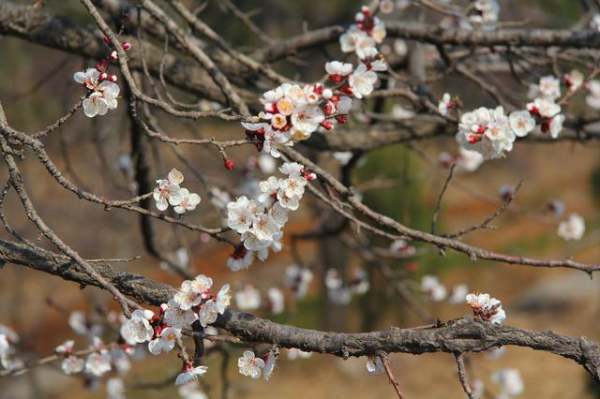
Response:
336,115,348,124
122,42,132,51
109,74,118,82
224,159,235,171
320,120,334,130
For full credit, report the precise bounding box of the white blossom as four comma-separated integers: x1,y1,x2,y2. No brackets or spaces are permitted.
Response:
198,300,219,327
81,81,120,118
287,348,312,360
235,285,262,310
438,93,452,116
178,382,208,399
153,169,184,211
564,69,584,92
349,64,378,98
421,275,447,302
85,352,112,377
227,248,254,272
227,196,256,234
557,213,585,240
164,300,197,329
61,356,85,375
216,284,231,314
456,148,484,173
175,365,208,386
55,340,75,355
291,104,325,134
448,284,469,304
148,327,180,355
238,350,265,379
107,378,126,399
263,350,278,381
586,80,600,109
366,356,384,375
508,111,535,137
491,368,524,397
174,188,201,214
325,61,353,77
456,106,516,159
469,0,500,26
537,76,561,100
73,68,100,90
285,265,313,299
267,287,285,314
120,309,154,345
527,97,560,118
466,293,506,324
173,275,213,310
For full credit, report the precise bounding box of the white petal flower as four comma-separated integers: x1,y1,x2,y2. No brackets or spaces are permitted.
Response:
557,213,585,240
227,196,256,234
164,300,198,328
0,335,10,358
527,97,560,118
85,352,112,377
548,114,565,139
250,213,279,242
263,350,278,381
107,377,126,399
198,300,219,327
173,275,213,311
349,64,378,99
366,356,384,375
83,92,109,118
98,81,120,110
73,68,100,90
148,327,180,355
238,351,265,379
178,382,208,399
286,348,312,360
285,265,313,299
175,365,208,386
61,356,85,375
491,368,524,397
466,293,506,324
456,106,515,159
448,284,469,304
55,340,75,355
325,61,353,76
174,188,202,214
267,287,285,314
235,285,262,310
120,309,154,345
455,148,484,172
216,284,231,314
421,275,447,302
291,105,324,133
279,162,304,177
438,93,452,116
537,76,561,100
509,110,535,137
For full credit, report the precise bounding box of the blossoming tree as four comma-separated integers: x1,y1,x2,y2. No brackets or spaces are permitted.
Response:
0,0,598,398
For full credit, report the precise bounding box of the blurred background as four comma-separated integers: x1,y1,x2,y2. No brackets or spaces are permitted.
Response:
0,0,599,398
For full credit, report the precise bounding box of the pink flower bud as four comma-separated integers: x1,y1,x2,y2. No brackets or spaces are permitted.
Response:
110,50,118,61
99,72,108,81
122,42,132,51
109,74,118,82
